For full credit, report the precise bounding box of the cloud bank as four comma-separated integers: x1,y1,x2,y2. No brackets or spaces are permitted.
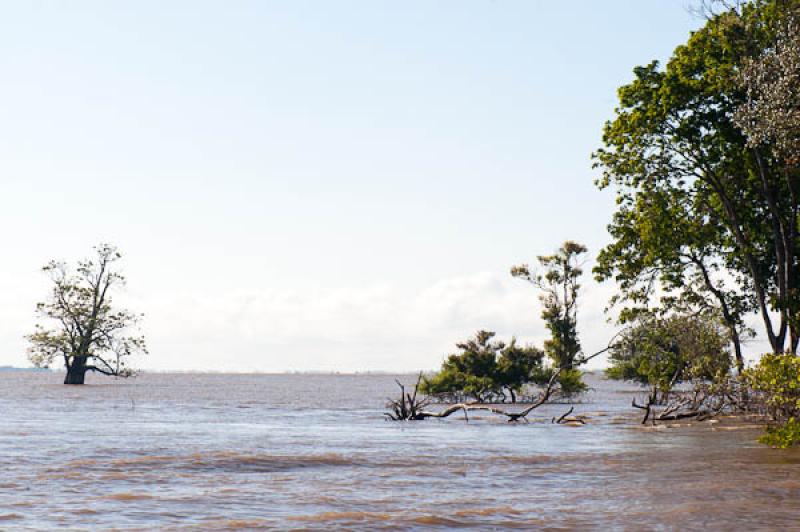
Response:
135,271,619,372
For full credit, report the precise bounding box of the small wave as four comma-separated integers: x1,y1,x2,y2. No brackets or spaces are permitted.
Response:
37,470,85,480
495,455,551,464
53,451,361,475
102,493,154,501
72,508,99,515
289,511,391,523
199,518,275,529
99,471,134,480
453,506,524,518
0,514,24,521
407,514,472,527
179,451,357,472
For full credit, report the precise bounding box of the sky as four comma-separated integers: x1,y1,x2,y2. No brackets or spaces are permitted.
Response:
0,1,744,372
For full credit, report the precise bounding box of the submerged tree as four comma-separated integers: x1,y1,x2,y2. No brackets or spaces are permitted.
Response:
421,330,500,402
420,330,546,403
27,244,147,385
389,344,614,422
607,312,733,401
495,339,547,403
512,241,588,393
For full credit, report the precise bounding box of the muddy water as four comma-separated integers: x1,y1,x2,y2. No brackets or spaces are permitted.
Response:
0,372,798,530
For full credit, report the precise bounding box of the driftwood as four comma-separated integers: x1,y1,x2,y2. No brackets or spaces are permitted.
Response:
384,370,561,422
386,344,611,423
416,366,564,423
552,406,586,425
632,395,710,424
632,377,759,425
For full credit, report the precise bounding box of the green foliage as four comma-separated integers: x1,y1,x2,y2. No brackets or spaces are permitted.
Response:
745,353,800,447
746,353,800,446
735,14,800,165
420,330,499,402
760,418,800,449
421,331,546,403
555,368,588,395
606,313,732,392
593,0,800,357
495,339,546,397
525,366,587,395
512,241,588,371
26,244,146,383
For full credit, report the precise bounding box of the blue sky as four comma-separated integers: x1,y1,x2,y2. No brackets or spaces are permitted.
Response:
0,2,717,371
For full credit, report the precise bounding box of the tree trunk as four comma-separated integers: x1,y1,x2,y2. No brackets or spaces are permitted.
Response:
731,329,745,374
508,388,517,404
64,355,87,385
64,368,86,385
690,255,746,372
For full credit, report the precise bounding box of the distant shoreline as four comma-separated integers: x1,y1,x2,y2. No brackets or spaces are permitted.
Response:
0,367,606,376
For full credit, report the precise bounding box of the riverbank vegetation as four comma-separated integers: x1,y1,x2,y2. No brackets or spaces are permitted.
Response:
595,0,800,446
746,354,800,447
395,0,800,448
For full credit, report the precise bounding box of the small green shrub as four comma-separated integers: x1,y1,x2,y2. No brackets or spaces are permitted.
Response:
760,418,800,449
746,353,800,448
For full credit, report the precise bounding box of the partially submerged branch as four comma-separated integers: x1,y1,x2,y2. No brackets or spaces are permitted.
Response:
552,406,586,425
632,377,761,425
387,343,611,422
384,373,433,421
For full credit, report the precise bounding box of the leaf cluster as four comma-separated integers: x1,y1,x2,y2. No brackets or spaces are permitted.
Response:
420,330,548,403
746,352,800,447
512,241,587,371
593,0,799,358
606,312,733,392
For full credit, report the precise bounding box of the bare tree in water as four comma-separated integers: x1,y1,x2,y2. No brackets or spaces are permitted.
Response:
27,244,147,384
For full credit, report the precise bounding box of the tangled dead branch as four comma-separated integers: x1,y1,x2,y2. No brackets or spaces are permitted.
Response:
632,377,766,425
386,345,610,422
384,373,432,421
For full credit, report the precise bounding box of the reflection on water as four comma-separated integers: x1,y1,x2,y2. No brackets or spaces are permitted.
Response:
0,372,798,529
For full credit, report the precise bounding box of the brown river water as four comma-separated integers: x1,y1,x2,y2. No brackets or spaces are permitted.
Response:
1,371,799,530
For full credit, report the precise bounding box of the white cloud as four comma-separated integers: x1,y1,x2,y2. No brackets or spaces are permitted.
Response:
2,265,773,373
133,271,620,372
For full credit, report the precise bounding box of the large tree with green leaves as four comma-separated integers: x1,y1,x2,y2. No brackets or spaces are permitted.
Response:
27,244,147,385
594,0,800,358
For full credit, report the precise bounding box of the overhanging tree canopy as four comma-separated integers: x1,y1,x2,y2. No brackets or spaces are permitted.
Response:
593,0,799,357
